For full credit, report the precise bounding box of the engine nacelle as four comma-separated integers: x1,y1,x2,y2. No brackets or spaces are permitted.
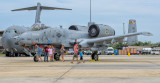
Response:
88,24,115,37
69,25,88,31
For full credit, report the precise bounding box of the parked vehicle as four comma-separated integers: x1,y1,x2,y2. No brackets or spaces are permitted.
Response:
105,47,114,55
67,49,74,55
141,48,152,54
97,51,102,55
151,49,160,55
86,50,92,55
83,50,92,55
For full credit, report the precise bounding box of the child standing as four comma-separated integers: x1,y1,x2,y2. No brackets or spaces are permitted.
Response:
48,46,54,62
80,50,85,63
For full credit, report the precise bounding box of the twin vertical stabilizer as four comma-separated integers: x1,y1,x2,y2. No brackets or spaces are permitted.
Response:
127,19,138,45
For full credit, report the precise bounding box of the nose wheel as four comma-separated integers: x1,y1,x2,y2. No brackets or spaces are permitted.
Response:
33,55,38,62
6,52,15,57
54,53,60,61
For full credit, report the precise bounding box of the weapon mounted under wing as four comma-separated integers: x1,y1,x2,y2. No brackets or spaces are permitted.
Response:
78,32,153,47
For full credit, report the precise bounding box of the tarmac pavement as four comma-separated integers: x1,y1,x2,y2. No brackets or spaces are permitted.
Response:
0,55,160,83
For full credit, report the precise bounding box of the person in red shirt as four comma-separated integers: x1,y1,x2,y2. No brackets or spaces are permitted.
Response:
71,44,80,64
44,45,49,62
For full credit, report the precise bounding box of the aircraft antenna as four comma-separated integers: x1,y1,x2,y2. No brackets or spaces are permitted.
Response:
90,0,92,22
88,0,95,26
123,23,126,34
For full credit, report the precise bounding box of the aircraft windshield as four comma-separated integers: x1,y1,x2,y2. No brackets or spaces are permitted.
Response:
5,30,16,33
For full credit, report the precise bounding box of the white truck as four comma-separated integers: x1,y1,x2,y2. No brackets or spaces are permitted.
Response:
151,49,160,55
142,48,152,54
105,47,114,55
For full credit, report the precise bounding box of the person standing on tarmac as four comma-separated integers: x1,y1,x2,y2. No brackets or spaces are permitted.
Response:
44,45,49,62
60,45,65,62
52,45,55,61
35,45,43,62
71,43,80,64
74,39,77,46
48,46,54,62
80,49,85,63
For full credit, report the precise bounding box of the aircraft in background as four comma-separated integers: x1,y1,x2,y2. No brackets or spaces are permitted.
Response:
1,3,152,62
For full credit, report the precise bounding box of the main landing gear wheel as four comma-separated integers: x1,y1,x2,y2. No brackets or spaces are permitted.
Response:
6,52,9,57
94,54,99,61
7,52,15,57
91,51,99,61
54,53,60,61
33,55,38,62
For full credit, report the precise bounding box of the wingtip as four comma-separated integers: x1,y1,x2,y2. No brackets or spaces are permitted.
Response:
142,32,153,36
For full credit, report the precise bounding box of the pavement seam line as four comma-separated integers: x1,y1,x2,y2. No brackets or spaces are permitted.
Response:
53,64,76,83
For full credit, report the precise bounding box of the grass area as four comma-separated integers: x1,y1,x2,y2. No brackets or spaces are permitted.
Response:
0,53,5,56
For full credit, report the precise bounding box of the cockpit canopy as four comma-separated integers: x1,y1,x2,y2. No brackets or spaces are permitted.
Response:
5,30,17,33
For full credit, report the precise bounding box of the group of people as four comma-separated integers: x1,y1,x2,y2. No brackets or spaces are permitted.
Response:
35,45,65,62
35,39,84,64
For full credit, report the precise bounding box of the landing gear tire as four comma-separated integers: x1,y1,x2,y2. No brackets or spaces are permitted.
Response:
33,55,38,62
15,53,18,57
91,53,95,60
91,52,99,61
54,53,60,61
94,54,98,61
6,52,9,57
10,52,15,57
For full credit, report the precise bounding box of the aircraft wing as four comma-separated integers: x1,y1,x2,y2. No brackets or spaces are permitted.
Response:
78,32,152,47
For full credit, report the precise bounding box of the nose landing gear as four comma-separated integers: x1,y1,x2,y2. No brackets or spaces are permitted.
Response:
91,51,99,61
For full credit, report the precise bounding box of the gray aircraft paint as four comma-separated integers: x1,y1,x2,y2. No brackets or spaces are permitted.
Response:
2,26,30,53
1,3,152,58
127,19,138,45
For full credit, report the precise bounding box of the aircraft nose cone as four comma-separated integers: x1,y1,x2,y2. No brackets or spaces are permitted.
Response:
2,35,14,51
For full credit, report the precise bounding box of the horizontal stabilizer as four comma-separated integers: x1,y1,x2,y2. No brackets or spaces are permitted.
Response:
11,3,72,23
11,6,72,11
11,6,37,11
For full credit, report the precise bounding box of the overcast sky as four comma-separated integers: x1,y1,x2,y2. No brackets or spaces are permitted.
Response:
0,0,160,43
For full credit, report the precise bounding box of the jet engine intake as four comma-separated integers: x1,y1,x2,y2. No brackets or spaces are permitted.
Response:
69,25,88,31
88,24,115,37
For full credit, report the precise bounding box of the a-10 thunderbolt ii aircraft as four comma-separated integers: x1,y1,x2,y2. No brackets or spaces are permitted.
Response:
1,3,152,62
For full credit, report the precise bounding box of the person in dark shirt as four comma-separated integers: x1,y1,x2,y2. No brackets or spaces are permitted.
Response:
73,39,77,46
44,46,49,62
